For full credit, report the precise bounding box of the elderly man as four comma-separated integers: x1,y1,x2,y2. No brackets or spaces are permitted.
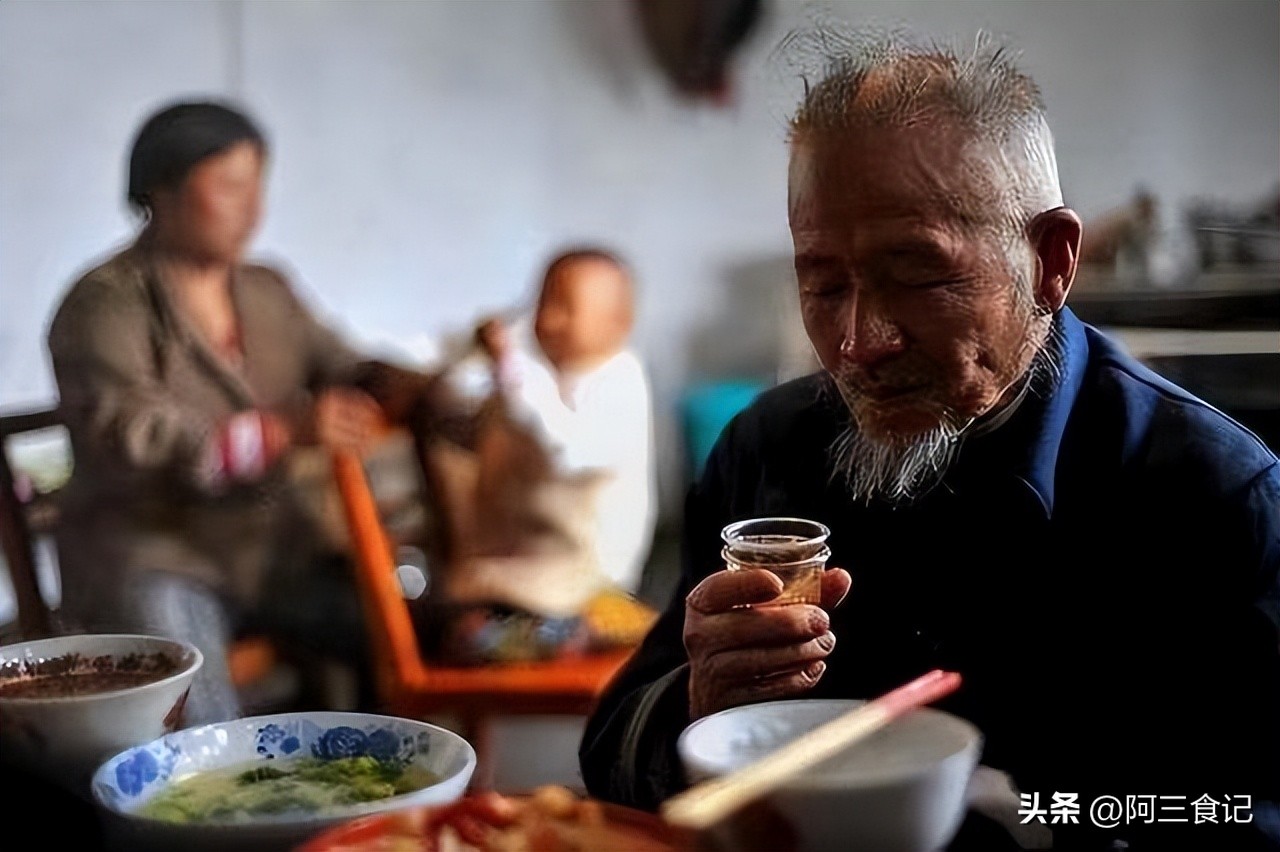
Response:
579,34,1280,851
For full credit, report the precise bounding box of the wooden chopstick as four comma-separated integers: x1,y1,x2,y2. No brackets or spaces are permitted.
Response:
661,669,963,832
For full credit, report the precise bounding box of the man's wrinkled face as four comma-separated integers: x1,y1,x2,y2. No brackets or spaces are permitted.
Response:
789,124,1041,445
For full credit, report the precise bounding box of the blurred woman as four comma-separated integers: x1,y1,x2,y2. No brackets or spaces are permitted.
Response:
46,100,428,723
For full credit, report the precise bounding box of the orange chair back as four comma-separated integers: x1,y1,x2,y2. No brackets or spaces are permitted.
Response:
330,448,634,719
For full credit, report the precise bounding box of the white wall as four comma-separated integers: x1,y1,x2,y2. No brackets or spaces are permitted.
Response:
3,0,1278,524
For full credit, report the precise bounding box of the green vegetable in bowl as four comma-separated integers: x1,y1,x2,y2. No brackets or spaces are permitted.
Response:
139,756,439,824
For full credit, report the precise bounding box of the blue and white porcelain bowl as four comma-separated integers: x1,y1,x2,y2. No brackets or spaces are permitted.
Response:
92,711,476,852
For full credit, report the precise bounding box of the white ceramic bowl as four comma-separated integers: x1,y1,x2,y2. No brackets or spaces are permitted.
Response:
678,699,982,852
0,633,202,795
92,711,477,852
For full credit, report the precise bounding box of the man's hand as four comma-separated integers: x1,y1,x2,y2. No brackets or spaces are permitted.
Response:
684,567,851,720
312,387,383,452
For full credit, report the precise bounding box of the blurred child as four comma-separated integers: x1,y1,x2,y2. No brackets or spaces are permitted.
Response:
415,248,658,664
478,248,657,596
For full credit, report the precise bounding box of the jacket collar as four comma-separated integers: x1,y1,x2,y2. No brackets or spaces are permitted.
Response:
129,241,258,408
1002,307,1090,518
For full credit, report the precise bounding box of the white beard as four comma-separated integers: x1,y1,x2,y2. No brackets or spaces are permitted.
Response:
829,404,969,505
827,319,1064,505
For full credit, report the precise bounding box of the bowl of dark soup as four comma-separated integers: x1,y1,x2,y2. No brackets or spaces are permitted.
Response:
0,632,202,794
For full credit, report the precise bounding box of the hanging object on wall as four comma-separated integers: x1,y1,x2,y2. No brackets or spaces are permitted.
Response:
633,0,766,105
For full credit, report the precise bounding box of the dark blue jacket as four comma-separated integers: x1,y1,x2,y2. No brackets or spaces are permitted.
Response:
580,309,1280,850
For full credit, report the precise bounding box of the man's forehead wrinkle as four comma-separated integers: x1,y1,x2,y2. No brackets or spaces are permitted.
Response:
794,135,1007,234
791,213,973,271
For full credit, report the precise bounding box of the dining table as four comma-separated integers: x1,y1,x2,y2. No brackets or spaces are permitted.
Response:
11,756,1274,851
2,762,109,850
4,755,1023,852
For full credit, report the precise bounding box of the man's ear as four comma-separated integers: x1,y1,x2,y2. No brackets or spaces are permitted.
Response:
1027,207,1082,313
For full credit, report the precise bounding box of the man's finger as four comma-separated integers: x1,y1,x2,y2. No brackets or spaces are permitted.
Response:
686,569,783,614
704,632,836,681
684,605,829,655
820,567,852,610
716,661,827,709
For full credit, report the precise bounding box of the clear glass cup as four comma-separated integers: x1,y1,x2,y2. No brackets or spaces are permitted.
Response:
721,517,832,606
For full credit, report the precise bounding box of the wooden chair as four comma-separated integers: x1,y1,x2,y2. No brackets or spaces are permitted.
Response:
331,447,635,789
0,404,284,694
0,406,61,641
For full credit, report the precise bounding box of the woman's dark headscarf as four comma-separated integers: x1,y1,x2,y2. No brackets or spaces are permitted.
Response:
127,100,267,215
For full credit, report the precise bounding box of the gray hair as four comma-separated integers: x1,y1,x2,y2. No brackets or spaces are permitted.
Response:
784,29,1064,249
